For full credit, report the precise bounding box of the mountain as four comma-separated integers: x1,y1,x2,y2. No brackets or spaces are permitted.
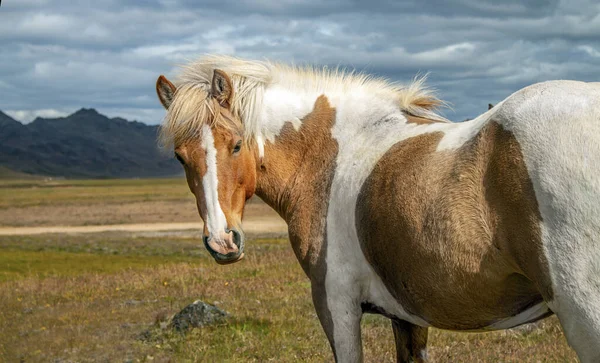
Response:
0,109,181,178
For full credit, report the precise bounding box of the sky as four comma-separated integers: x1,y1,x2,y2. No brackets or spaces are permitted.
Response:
1,0,599,124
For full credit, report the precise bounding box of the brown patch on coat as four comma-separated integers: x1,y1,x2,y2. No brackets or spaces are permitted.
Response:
355,121,552,330
255,95,338,275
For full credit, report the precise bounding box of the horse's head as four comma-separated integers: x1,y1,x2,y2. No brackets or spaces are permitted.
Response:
156,70,257,264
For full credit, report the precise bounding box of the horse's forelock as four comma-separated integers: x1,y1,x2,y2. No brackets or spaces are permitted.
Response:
160,86,214,148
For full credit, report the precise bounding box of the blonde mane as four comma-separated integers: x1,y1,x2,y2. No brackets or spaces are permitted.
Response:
159,54,448,148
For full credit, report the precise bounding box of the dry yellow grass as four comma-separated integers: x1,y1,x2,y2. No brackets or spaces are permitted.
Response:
0,233,576,362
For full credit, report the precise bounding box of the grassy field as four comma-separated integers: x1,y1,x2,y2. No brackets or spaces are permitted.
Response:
0,178,192,209
0,179,578,362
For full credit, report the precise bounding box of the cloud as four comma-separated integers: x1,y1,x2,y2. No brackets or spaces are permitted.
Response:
578,45,600,57
0,0,599,124
5,109,71,122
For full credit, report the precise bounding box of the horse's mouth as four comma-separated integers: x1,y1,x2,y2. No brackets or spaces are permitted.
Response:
203,228,245,264
215,252,245,265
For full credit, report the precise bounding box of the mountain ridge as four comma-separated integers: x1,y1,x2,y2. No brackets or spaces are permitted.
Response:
0,109,181,178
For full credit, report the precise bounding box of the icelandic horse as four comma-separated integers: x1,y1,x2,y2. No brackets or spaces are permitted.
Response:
156,55,600,362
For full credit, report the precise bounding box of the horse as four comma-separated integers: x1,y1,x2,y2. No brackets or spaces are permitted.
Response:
155,55,600,362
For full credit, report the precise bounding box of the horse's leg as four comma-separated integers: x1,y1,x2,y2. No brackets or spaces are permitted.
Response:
533,174,600,361
529,159,600,361
542,227,600,363
312,282,363,362
547,261,600,362
391,320,428,363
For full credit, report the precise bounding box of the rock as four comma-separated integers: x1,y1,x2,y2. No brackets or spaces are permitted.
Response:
170,300,228,332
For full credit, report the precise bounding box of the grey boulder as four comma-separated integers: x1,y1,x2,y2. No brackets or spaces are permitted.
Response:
170,300,228,332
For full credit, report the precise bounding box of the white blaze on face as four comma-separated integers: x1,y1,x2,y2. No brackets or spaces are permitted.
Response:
200,124,228,237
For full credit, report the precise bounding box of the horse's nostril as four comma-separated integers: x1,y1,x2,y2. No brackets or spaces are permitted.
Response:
227,228,244,250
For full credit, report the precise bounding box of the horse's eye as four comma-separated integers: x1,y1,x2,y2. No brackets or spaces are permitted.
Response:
175,153,185,165
233,140,242,154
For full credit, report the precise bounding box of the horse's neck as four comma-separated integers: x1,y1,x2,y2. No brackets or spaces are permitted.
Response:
253,91,340,272
254,91,338,217
253,134,309,220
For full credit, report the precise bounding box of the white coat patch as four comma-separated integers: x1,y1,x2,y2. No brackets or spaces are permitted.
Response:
200,124,228,236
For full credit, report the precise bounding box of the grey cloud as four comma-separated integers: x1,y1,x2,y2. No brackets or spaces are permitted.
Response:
173,0,561,18
0,0,599,124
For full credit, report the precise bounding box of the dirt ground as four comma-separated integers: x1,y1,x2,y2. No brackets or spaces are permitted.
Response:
0,218,288,237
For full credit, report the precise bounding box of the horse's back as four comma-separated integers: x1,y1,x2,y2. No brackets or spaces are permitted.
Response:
495,80,600,134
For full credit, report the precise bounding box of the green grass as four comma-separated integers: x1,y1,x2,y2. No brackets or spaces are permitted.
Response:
0,233,576,362
0,249,201,282
0,232,224,282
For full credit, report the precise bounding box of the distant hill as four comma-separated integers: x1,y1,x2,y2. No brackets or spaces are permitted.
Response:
0,166,43,180
0,109,181,178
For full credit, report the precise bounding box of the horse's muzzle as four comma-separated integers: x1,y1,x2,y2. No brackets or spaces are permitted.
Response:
203,228,245,264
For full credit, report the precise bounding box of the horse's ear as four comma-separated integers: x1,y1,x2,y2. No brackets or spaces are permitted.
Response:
211,69,234,109
156,75,176,110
